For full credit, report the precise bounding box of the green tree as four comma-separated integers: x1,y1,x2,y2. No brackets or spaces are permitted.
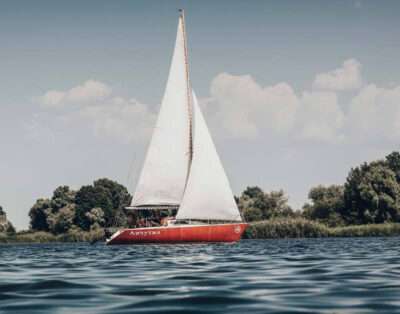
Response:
93,178,131,226
242,186,264,199
29,198,52,231
6,222,16,235
343,161,400,224
93,179,131,210
303,185,345,227
0,206,15,235
238,186,293,222
47,204,75,234
51,186,76,212
241,207,263,222
29,186,76,232
74,178,131,230
28,179,130,232
238,187,264,221
386,151,400,182
85,207,105,230
263,190,293,218
75,185,112,230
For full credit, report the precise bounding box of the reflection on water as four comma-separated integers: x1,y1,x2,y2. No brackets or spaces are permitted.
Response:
1,238,400,313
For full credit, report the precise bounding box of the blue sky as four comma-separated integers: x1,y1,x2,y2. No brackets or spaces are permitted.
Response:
1,0,400,228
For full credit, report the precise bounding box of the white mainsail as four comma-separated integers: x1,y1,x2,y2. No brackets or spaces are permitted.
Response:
131,14,191,207
176,92,242,221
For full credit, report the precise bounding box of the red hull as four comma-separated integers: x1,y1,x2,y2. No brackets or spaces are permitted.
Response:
106,223,248,245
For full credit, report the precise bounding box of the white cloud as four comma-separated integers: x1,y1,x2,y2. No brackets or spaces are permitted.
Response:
35,65,400,146
39,90,65,107
40,80,112,108
208,72,345,142
36,81,155,143
79,97,155,143
209,73,298,139
207,69,400,144
296,91,344,142
313,59,362,91
347,84,400,141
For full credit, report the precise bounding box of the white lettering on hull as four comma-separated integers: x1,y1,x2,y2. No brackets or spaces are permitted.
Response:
129,230,161,236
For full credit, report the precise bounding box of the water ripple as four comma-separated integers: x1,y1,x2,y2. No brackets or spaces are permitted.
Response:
1,238,400,313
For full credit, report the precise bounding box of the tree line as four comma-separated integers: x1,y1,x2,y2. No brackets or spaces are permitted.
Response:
28,178,131,234
2,151,400,236
240,151,400,227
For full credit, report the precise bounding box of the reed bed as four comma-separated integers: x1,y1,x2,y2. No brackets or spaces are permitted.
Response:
329,223,400,237
245,218,400,239
244,218,330,239
0,228,104,244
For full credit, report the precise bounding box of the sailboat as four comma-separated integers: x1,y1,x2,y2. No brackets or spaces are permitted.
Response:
106,10,248,245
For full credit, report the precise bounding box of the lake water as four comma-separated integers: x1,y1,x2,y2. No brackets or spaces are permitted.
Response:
1,238,399,313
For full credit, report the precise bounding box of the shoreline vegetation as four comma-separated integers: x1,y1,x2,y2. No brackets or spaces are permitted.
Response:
245,218,400,239
2,151,400,243
1,219,400,244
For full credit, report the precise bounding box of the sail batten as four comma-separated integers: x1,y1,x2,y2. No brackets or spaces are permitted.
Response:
131,14,191,207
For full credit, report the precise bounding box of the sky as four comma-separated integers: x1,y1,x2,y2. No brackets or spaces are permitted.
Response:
1,0,400,229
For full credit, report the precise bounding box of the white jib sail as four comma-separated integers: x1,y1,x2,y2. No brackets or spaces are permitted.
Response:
132,16,191,207
176,91,242,221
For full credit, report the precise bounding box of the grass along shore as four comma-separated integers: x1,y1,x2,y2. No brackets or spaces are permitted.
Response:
244,218,400,239
0,228,105,244
1,218,400,243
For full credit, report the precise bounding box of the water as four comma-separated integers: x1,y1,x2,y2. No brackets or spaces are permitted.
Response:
0,238,399,314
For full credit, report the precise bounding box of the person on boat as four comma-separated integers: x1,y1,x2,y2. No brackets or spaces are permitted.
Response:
161,216,175,226
137,217,147,228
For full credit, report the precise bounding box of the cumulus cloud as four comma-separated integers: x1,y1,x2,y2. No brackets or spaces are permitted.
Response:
40,80,112,108
312,59,362,91
36,81,155,143
78,97,155,143
209,73,298,139
34,62,400,146
347,84,400,141
296,91,344,142
208,72,345,142
207,68,400,144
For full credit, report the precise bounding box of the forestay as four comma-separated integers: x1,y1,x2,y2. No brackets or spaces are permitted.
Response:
176,92,242,221
132,16,191,207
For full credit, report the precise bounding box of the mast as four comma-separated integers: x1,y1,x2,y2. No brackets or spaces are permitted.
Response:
179,9,194,188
